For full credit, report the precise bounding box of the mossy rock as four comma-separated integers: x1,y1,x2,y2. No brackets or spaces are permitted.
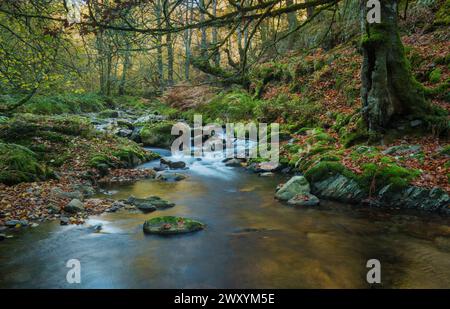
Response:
140,121,176,148
361,163,421,191
0,143,50,185
0,115,94,140
98,109,119,119
304,161,354,183
89,146,158,170
143,216,205,235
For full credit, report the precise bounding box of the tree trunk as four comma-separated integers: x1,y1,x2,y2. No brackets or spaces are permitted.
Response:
184,0,193,80
199,0,208,58
164,1,174,86
118,44,130,96
307,6,314,19
360,0,428,131
212,0,220,67
155,0,164,91
105,52,112,96
166,33,174,85
286,0,298,31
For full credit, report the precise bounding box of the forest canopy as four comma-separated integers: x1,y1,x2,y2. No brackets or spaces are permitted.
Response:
0,0,448,131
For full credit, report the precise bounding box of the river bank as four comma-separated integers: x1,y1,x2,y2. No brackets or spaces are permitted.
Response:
1,150,450,288
1,105,449,242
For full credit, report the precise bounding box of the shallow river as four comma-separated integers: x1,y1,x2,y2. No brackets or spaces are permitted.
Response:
1,148,450,288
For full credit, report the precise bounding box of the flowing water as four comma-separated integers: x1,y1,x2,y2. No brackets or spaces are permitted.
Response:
1,147,450,288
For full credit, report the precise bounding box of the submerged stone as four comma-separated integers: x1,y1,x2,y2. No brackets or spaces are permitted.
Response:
160,158,186,169
143,216,205,235
156,172,187,182
60,217,69,225
5,220,28,228
248,161,279,173
224,158,243,167
287,193,320,206
127,195,175,212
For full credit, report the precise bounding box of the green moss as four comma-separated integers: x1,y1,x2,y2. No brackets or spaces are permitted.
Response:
304,161,355,183
98,109,119,119
140,121,176,148
304,153,420,194
89,154,114,168
284,143,301,154
434,0,450,26
112,146,159,167
429,68,442,84
197,90,260,122
89,143,159,169
420,108,450,136
307,132,335,144
435,53,450,65
0,143,51,185
37,131,68,143
339,116,380,148
360,24,389,48
361,163,421,191
143,216,205,234
441,145,450,156
20,93,107,115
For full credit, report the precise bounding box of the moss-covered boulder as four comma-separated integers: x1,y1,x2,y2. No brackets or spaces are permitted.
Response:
140,121,176,148
377,185,450,214
143,216,205,235
287,193,320,206
0,143,50,185
275,176,311,201
98,109,119,119
89,143,159,170
127,195,175,213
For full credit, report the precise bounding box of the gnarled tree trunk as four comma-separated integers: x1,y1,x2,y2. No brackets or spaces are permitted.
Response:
360,0,428,131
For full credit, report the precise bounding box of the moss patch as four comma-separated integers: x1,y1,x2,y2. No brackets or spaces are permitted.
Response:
143,216,205,235
0,143,51,185
140,121,176,148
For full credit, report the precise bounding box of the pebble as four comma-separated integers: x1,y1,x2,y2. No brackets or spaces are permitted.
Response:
5,220,28,228
60,217,69,225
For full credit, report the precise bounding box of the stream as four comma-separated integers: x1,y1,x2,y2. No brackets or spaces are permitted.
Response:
1,142,450,288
